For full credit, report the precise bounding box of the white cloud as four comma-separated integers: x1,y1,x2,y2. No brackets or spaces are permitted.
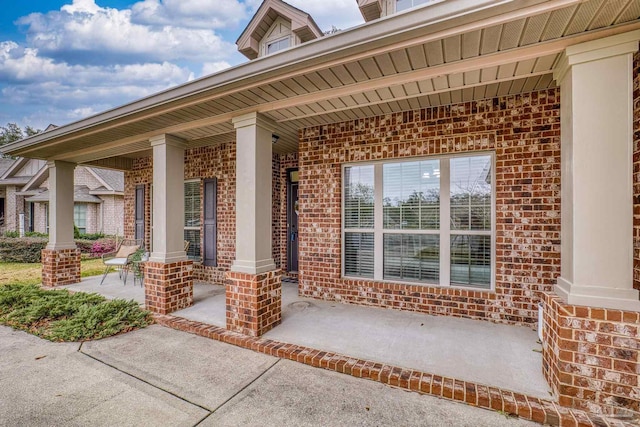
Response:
201,61,231,77
281,0,363,32
17,0,236,64
131,0,250,30
0,41,193,127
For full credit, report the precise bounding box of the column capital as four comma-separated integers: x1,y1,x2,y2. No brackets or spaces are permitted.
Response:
231,112,277,132
554,30,640,83
46,159,76,169
149,134,187,149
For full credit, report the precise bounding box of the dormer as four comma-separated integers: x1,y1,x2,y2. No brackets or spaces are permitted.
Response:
358,0,439,22
237,0,323,60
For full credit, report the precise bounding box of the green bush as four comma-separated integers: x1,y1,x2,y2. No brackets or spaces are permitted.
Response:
25,231,48,238
73,225,80,239
0,237,48,263
2,231,19,238
74,239,95,255
78,232,105,241
0,284,152,341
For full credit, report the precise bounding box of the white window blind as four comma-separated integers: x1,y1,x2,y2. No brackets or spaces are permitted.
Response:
343,154,494,289
184,181,201,259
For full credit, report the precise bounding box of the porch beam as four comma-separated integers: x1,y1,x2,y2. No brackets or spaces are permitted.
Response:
554,30,640,311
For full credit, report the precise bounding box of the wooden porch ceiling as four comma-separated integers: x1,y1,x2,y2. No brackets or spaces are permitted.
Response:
7,0,640,170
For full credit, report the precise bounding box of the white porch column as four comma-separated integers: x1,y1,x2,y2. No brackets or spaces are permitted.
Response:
46,160,76,250
553,30,640,311
149,134,187,263
231,112,277,274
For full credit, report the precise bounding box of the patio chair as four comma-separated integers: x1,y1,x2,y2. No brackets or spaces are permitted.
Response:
100,238,143,285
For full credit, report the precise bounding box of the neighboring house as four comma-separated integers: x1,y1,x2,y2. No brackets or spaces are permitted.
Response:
0,157,124,236
3,0,640,419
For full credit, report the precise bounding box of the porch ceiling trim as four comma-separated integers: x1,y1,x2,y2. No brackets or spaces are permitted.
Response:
3,0,581,159
48,20,640,164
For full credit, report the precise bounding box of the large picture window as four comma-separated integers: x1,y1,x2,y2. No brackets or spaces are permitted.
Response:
343,153,494,289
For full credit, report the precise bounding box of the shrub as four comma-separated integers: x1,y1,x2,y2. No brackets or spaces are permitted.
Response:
74,239,95,255
73,225,80,239
25,231,48,238
2,231,19,238
0,237,48,263
0,284,153,341
78,232,105,241
90,238,117,257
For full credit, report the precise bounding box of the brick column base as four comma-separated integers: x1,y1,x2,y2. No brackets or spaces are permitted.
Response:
41,248,81,287
226,269,282,337
541,292,640,421
144,260,193,314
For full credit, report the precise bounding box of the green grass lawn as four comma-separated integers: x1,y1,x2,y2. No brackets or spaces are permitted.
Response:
0,258,104,286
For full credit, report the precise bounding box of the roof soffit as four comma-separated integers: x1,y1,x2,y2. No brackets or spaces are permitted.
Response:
358,0,384,22
6,0,639,161
237,0,323,59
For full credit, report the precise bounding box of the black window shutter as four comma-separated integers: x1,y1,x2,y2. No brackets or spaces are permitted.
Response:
135,185,145,241
203,178,217,267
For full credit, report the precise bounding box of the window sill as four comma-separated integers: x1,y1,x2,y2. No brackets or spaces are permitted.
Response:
341,275,494,293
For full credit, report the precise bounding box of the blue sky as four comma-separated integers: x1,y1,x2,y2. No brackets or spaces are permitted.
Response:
0,0,363,130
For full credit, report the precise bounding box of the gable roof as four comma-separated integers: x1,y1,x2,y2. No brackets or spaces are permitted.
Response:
26,185,103,203
19,164,124,194
0,157,29,180
0,158,15,177
88,167,124,192
237,0,323,60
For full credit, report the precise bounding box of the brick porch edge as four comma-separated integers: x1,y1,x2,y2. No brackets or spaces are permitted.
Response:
153,314,637,427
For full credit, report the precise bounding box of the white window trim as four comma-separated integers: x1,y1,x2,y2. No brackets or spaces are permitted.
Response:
265,36,291,55
395,0,443,14
341,152,496,291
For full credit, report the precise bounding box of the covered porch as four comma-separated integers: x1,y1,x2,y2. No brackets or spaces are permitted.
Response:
4,0,640,420
63,273,550,402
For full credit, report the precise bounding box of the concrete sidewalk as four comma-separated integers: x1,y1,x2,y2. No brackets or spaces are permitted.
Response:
0,324,538,427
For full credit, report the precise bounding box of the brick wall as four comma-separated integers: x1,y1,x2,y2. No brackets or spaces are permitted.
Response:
125,144,236,283
74,167,102,189
542,293,639,419
184,143,236,283
100,194,124,236
273,152,299,275
144,260,194,314
226,269,282,336
85,203,98,234
298,88,561,325
124,144,295,284
33,202,47,233
124,157,153,249
41,248,81,287
633,51,640,292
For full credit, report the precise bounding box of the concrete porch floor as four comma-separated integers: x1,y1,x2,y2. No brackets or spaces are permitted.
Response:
63,274,551,400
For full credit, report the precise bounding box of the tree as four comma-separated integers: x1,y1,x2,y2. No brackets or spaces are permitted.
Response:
0,123,41,158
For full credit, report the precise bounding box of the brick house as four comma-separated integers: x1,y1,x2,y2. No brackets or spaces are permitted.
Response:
4,0,640,418
0,157,124,236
